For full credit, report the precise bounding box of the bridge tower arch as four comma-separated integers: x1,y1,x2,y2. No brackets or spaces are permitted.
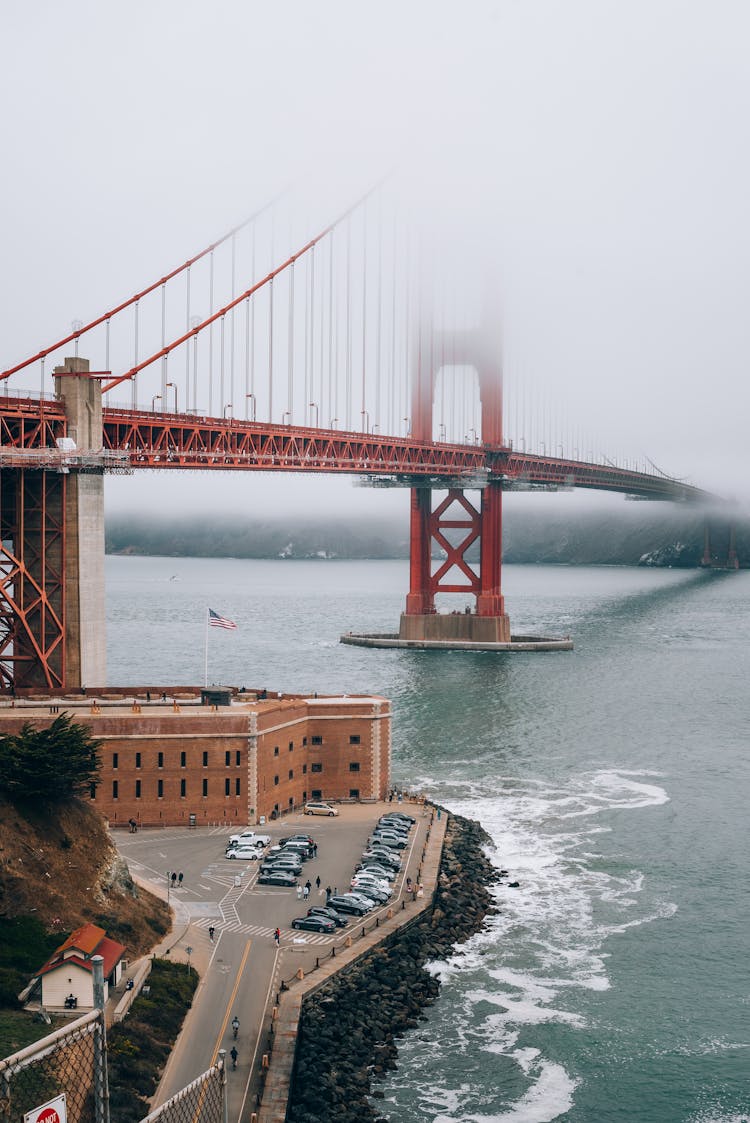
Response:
399,323,511,644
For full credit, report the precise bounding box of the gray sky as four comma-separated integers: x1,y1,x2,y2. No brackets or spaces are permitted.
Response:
3,1,749,517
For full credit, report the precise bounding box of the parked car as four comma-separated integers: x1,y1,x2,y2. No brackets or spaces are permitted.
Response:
291,915,336,933
369,833,407,850
362,848,401,868
351,874,391,894
304,802,339,816
229,831,271,847
351,881,389,903
357,862,396,881
345,890,376,909
258,871,297,886
382,811,416,824
327,894,369,916
280,834,315,848
307,906,349,928
377,818,410,834
260,859,302,875
225,846,264,860
278,842,312,860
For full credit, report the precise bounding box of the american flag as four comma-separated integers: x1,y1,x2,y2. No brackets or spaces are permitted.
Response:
208,608,237,630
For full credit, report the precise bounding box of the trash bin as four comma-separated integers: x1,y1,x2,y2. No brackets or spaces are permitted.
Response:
234,875,241,888
188,814,197,828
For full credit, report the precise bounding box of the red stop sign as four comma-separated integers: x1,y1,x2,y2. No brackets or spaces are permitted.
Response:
36,1109,60,1123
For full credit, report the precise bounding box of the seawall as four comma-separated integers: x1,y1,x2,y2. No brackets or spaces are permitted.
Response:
259,811,497,1123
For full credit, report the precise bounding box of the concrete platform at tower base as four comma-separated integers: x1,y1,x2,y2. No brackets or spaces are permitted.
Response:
340,632,574,652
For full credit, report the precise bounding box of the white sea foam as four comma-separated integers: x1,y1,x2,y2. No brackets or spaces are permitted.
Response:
429,1056,579,1123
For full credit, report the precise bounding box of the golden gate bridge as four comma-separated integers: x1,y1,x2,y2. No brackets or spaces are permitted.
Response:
0,184,722,691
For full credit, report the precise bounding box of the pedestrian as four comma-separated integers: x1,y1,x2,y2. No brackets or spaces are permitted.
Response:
296,885,303,900
313,842,318,857
315,875,321,891
303,885,309,901
128,818,137,834
305,879,312,895
230,1045,238,1070
274,927,280,946
178,871,183,886
333,886,338,897
389,789,394,803
171,872,177,887
406,877,412,891
325,885,332,902
437,807,442,821
209,925,215,942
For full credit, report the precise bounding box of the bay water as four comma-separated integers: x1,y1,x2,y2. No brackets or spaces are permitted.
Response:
107,557,750,1122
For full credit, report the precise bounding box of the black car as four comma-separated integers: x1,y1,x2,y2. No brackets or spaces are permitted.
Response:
327,894,368,916
307,906,349,928
383,811,416,824
291,915,336,933
280,834,315,848
377,817,410,833
279,842,312,860
258,871,297,886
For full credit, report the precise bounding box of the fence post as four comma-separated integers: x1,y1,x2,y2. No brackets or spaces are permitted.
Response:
91,955,110,1123
219,1049,229,1123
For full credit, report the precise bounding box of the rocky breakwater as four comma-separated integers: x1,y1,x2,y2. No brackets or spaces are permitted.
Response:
286,812,498,1123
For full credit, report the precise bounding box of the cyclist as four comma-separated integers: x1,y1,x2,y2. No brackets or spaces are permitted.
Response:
231,1016,240,1039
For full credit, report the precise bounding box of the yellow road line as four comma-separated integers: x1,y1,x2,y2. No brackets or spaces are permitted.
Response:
211,938,252,1064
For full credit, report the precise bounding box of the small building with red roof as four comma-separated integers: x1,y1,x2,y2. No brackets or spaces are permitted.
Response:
32,922,126,1012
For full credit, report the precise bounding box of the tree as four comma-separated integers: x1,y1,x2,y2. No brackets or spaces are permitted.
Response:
0,714,102,803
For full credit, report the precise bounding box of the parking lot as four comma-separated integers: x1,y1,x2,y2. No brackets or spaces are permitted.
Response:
113,800,430,1118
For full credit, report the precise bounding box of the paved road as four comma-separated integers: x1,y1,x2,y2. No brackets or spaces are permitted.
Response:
113,802,428,1120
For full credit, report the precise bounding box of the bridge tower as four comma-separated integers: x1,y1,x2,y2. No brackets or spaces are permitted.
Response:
0,358,107,691
399,324,511,644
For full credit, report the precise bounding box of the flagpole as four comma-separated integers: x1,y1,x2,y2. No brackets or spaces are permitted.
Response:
204,607,209,688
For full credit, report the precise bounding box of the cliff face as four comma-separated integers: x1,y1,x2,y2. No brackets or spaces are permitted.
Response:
106,507,747,567
0,796,169,957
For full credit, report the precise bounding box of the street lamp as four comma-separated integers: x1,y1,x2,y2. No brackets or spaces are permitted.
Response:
245,393,256,421
540,441,547,455
309,402,319,426
439,423,446,440
166,382,177,412
223,403,233,418
402,417,410,436
330,417,338,429
468,428,477,444
282,410,291,425
361,409,370,433
151,394,162,412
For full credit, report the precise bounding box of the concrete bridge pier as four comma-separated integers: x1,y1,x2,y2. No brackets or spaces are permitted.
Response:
53,357,107,687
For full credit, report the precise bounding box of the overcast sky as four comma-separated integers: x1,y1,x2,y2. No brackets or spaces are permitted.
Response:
3,1,749,518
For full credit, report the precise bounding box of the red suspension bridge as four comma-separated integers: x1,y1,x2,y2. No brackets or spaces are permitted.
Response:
0,185,720,690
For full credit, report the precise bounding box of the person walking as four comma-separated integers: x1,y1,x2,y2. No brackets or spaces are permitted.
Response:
315,875,321,891
171,872,177,887
313,842,318,857
325,885,332,902
230,1046,238,1070
209,925,215,942
305,879,312,895
178,871,184,887
274,927,281,946
303,884,309,901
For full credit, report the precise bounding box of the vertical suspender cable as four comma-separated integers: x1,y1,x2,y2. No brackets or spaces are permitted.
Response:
288,262,295,421
161,283,167,401
361,203,368,430
230,234,237,416
390,208,397,437
403,230,411,433
244,297,251,419
132,300,139,409
345,218,352,429
328,231,335,426
208,250,215,417
309,247,315,426
185,267,191,411
375,193,382,432
105,318,111,376
268,279,274,425
220,315,226,416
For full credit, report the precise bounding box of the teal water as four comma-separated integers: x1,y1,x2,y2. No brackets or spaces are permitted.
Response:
107,558,750,1122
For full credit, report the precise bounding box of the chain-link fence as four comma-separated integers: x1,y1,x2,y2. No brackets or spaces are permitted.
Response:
0,1010,105,1123
138,1061,225,1123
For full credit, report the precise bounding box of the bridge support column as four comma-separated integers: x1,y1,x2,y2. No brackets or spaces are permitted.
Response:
727,524,739,570
54,358,107,687
404,489,434,617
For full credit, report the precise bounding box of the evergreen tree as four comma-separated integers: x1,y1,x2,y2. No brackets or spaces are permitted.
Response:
0,714,102,803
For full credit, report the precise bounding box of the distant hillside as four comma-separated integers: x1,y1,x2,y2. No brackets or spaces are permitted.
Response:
106,506,749,567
